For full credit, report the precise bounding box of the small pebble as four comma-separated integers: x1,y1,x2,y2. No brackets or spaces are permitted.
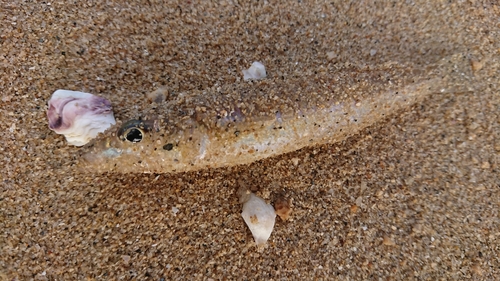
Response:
274,195,292,220
350,205,359,214
382,236,396,246
470,59,484,72
146,87,169,103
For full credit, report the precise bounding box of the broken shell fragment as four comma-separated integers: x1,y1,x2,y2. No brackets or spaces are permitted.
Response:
274,195,293,221
242,61,267,81
47,89,116,146
239,188,276,246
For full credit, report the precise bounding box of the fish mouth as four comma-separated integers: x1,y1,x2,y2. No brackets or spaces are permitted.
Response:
81,146,123,163
79,119,159,173
76,133,123,172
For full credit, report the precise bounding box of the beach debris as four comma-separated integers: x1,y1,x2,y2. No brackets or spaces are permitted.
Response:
382,236,396,246
146,87,169,103
242,61,267,81
469,58,484,72
326,51,337,62
47,89,116,146
274,195,292,221
238,187,276,246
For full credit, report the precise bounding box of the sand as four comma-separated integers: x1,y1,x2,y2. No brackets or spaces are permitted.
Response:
1,1,499,280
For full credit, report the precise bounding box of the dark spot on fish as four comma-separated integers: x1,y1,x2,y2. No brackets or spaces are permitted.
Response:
163,143,174,151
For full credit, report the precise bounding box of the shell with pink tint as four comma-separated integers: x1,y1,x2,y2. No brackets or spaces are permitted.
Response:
47,90,116,146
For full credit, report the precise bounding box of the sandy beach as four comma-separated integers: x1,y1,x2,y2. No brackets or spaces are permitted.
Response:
1,1,499,280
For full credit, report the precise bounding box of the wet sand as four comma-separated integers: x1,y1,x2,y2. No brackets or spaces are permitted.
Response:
1,1,499,280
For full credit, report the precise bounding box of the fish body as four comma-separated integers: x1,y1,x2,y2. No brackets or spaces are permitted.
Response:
80,54,475,174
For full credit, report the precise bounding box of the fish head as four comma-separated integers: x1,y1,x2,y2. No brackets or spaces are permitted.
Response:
79,118,158,173
79,117,207,173
79,116,169,172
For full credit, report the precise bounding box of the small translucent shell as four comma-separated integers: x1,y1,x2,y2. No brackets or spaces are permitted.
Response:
239,188,276,246
47,89,116,146
242,61,267,81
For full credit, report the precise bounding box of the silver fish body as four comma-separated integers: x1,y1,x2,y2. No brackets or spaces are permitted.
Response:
80,54,475,174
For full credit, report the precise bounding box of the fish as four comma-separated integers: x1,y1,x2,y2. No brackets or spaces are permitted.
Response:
79,53,476,174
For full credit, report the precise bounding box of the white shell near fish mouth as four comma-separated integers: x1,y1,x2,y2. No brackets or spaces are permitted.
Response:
47,90,116,146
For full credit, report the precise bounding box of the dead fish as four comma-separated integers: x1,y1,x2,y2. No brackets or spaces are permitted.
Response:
79,53,475,174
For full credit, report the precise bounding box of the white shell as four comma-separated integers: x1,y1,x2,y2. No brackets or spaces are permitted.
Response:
240,192,276,246
47,90,116,146
242,61,267,81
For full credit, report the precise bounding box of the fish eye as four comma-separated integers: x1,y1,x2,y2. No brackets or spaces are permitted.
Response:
118,119,155,143
124,127,144,143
